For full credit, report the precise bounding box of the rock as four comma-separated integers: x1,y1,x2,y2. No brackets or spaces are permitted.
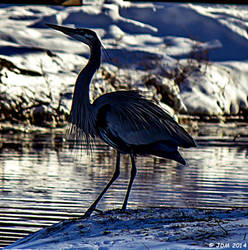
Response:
31,105,55,127
143,74,187,113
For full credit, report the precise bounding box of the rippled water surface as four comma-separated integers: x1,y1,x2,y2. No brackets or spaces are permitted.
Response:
1,127,248,247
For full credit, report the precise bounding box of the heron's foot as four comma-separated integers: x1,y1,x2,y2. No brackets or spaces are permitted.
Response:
120,206,127,213
82,209,94,219
81,208,103,219
121,202,127,211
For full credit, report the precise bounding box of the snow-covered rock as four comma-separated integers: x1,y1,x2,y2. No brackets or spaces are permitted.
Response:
180,62,248,116
5,208,248,250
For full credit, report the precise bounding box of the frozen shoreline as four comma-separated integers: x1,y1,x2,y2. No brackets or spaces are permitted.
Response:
0,1,247,128
5,208,248,250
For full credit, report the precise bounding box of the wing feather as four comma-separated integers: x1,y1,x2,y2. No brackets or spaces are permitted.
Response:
92,91,195,148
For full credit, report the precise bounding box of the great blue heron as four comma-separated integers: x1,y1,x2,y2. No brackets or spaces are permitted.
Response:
47,24,196,218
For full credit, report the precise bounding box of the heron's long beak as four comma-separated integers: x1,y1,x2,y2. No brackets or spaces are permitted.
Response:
46,23,76,37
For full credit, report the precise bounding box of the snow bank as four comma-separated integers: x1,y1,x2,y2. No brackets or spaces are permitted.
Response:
5,208,248,250
180,61,248,116
0,1,247,125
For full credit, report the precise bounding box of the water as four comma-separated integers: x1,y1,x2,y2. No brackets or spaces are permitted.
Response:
0,127,248,247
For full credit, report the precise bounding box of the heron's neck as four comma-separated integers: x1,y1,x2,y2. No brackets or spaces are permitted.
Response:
75,44,101,105
69,43,101,131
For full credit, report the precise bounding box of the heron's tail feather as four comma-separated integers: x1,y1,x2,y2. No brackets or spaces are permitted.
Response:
154,150,186,165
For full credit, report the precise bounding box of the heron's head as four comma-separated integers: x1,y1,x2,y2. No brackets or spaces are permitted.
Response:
46,23,101,48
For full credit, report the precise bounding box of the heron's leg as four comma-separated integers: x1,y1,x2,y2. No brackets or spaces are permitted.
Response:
122,152,137,211
83,151,121,218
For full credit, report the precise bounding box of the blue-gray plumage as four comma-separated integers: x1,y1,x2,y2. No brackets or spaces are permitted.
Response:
47,24,196,218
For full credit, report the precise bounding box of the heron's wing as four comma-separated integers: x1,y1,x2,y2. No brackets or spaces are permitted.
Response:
93,91,195,148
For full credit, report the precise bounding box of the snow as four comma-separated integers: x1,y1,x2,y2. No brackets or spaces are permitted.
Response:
1,1,248,249
0,0,248,123
5,208,248,250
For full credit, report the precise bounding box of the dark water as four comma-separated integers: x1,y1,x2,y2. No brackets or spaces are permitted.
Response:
0,127,248,247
